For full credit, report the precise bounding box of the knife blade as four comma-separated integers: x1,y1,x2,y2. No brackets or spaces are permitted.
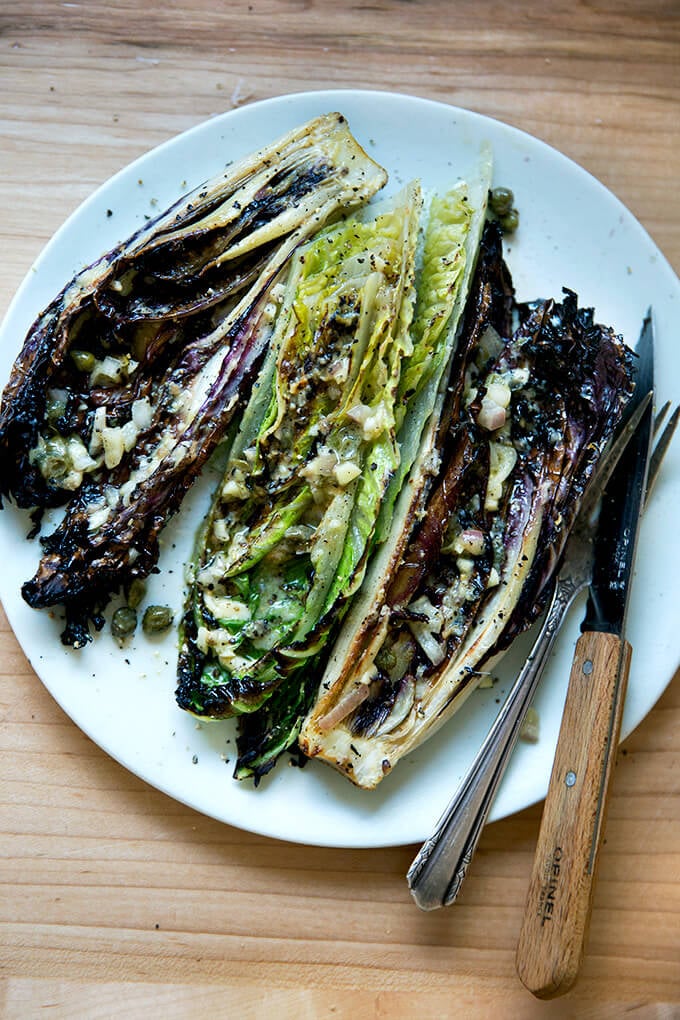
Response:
515,311,655,999
581,311,654,637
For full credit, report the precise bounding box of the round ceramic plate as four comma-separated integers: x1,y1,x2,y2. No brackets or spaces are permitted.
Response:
0,90,678,848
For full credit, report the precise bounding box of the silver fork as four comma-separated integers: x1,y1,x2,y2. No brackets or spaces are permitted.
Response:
407,399,679,911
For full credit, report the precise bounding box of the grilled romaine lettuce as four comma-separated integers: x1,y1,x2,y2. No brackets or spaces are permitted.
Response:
299,224,635,788
177,164,492,781
0,113,387,645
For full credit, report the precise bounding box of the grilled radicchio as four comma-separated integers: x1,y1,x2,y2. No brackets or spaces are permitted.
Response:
0,113,388,646
176,165,492,782
299,223,635,788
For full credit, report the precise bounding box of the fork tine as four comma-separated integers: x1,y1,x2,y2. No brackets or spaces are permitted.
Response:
648,404,680,494
654,400,671,434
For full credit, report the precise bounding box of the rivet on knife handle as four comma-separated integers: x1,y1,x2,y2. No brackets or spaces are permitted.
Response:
515,630,632,998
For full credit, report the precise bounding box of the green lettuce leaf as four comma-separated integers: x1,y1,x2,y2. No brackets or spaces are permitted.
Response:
177,183,422,725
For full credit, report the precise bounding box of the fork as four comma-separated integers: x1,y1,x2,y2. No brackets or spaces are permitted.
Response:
407,400,679,911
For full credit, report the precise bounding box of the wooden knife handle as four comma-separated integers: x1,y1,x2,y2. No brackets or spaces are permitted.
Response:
515,630,632,999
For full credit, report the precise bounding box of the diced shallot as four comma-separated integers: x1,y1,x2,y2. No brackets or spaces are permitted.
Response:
455,527,486,556
316,679,373,732
477,396,506,431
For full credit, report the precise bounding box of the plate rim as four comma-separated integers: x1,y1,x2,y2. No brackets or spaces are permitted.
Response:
1,87,678,849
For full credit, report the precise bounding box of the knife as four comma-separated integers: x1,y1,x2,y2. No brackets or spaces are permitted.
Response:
515,311,655,999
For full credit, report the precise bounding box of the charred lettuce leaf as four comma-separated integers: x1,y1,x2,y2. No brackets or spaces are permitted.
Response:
0,113,387,645
299,225,635,788
177,167,492,781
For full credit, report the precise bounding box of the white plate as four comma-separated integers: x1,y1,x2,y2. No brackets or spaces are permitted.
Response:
1,90,678,849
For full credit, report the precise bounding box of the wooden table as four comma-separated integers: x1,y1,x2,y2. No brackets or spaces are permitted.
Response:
1,3,678,1016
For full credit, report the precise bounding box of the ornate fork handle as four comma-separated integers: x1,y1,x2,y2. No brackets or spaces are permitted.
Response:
407,575,584,910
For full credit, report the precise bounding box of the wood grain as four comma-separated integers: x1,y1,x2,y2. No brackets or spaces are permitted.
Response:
1,2,679,1017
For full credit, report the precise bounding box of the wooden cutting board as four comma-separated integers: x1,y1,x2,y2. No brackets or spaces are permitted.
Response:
1,2,678,1016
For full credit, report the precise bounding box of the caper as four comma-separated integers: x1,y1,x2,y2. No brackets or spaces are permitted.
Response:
125,578,147,609
489,186,514,217
42,436,69,474
375,645,396,671
499,208,520,234
70,349,96,372
45,395,68,421
142,604,174,635
111,606,137,640
44,436,68,461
